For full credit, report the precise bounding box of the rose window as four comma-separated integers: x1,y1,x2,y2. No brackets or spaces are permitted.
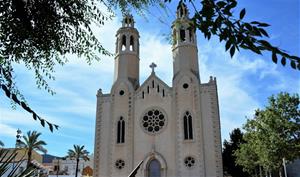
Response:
184,156,195,168
115,159,125,170
141,109,166,134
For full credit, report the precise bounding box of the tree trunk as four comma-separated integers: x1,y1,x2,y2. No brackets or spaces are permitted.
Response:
75,158,79,177
27,149,32,168
259,166,263,177
279,169,283,177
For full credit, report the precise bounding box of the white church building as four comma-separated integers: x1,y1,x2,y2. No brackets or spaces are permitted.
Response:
94,3,223,177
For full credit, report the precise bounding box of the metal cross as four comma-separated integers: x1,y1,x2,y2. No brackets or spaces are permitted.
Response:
149,62,157,73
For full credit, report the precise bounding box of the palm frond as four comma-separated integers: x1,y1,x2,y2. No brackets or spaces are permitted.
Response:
0,149,37,177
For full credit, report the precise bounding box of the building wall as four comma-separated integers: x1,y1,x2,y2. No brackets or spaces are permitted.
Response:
287,159,300,177
93,9,223,177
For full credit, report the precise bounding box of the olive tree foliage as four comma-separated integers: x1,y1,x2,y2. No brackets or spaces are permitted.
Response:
0,0,158,131
0,0,299,132
235,93,300,175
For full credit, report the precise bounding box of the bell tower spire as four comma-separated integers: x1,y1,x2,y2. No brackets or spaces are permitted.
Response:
172,2,200,81
114,14,140,88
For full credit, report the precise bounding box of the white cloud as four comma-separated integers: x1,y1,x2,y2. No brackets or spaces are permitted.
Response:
1,10,298,155
0,124,17,138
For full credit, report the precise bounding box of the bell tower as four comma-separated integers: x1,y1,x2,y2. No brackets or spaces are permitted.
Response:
172,2,200,81
114,14,140,88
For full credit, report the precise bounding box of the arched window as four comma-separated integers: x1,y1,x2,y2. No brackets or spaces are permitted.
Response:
188,27,194,42
117,117,125,143
121,35,126,51
180,29,186,42
130,35,134,51
183,111,193,140
147,159,161,177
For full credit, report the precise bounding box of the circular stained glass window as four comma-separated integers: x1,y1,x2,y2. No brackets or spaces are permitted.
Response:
184,156,195,168
141,108,166,135
115,159,125,170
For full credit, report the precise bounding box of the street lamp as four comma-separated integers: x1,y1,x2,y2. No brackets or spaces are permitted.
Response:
12,128,22,172
16,129,22,148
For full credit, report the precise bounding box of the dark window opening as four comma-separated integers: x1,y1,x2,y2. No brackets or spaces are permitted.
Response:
142,91,144,99
183,111,193,140
130,36,134,51
183,83,189,89
180,29,186,42
147,86,149,93
152,80,154,88
117,117,125,143
119,90,125,95
157,85,160,92
162,89,165,97
121,35,126,51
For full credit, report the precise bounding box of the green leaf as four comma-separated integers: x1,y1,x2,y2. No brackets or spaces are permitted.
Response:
272,51,277,64
281,57,286,66
225,40,231,51
47,122,54,132
230,46,236,57
259,28,269,37
250,21,260,25
240,8,246,19
259,40,272,48
40,118,45,127
290,60,296,69
258,23,270,27
245,23,253,31
216,1,226,8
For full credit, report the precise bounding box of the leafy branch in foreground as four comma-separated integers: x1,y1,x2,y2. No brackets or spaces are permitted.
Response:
171,0,300,70
0,0,115,131
0,0,164,132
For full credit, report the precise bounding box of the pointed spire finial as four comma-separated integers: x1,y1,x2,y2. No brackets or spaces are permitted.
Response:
176,1,189,18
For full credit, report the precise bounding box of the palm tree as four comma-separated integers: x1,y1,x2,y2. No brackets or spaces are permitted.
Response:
19,131,47,168
67,145,89,177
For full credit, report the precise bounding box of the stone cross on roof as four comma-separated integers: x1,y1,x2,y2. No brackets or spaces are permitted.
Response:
149,62,157,73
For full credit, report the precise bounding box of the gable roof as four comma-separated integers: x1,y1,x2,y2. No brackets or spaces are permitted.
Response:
136,72,172,94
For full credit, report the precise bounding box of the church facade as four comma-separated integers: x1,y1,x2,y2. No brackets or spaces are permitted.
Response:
94,4,223,177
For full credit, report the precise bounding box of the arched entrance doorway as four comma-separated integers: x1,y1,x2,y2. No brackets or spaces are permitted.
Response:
142,151,167,177
147,159,161,177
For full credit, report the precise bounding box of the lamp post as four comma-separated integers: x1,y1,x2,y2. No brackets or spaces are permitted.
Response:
12,129,22,172
16,129,22,148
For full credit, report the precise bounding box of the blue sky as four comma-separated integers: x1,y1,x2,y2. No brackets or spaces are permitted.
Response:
0,0,299,157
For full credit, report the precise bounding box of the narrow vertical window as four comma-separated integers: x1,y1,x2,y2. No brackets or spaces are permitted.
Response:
117,117,125,143
147,86,150,93
157,85,160,92
162,89,165,97
183,111,193,140
130,36,134,51
121,35,126,51
180,29,186,42
142,91,144,99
